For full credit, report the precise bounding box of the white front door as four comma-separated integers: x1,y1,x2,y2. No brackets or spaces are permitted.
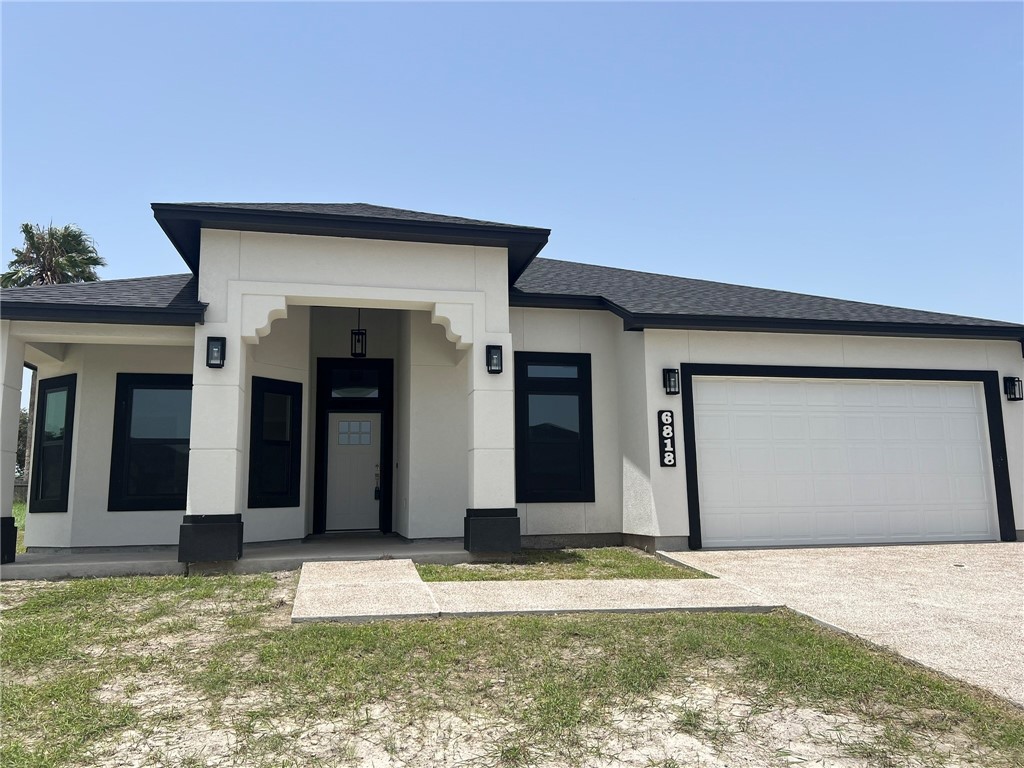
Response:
326,412,382,531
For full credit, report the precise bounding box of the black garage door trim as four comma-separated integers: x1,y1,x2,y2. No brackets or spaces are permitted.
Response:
679,364,1016,549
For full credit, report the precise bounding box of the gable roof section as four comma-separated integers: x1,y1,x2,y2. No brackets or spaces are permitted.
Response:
513,258,1024,342
0,274,205,326
152,202,551,284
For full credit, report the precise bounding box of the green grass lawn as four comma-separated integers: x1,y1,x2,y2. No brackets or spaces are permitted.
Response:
2,572,1021,768
416,546,709,582
12,500,25,554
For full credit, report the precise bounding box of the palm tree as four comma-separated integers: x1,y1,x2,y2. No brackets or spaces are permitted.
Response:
1,222,105,287
3,223,106,495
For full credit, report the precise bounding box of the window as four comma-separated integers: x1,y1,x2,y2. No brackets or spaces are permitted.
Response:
337,420,371,445
108,374,192,511
515,352,595,503
30,375,77,513
248,377,302,508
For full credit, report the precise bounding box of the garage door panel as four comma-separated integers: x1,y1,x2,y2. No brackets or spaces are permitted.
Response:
957,506,995,535
949,415,982,441
734,414,771,440
737,446,773,472
881,415,914,440
882,445,914,473
952,444,984,473
737,475,776,504
775,445,813,472
850,476,885,504
844,415,878,440
771,414,806,440
915,416,945,441
777,476,814,505
806,381,843,405
954,476,989,503
917,445,949,473
849,445,883,472
812,446,847,472
696,414,730,440
809,415,843,440
695,377,999,548
919,476,952,503
842,383,875,406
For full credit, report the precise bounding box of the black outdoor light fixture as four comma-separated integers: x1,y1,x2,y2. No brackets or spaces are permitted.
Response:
486,345,503,374
351,309,367,358
663,367,680,396
206,337,226,369
1005,376,1023,402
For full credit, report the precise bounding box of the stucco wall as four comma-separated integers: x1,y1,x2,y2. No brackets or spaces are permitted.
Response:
399,311,468,538
510,308,623,536
25,344,194,548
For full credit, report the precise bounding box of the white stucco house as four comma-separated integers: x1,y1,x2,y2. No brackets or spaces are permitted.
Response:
1,202,1022,564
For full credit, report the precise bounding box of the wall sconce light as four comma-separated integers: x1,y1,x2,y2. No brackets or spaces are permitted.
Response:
486,345,503,374
1005,376,1023,402
351,309,367,358
663,368,680,396
206,337,226,368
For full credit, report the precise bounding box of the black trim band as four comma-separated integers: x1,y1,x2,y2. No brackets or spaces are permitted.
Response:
464,508,521,553
0,303,205,326
510,291,1024,344
177,514,243,562
678,365,1017,549
0,517,17,564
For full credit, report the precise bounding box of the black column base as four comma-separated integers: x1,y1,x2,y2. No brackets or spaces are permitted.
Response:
464,508,521,553
1,516,17,564
178,514,243,563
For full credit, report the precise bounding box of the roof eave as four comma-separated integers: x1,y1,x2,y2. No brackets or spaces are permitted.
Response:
152,204,551,282
0,302,206,326
509,291,1024,344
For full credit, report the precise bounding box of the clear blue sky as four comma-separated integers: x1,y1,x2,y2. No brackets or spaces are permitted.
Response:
3,2,1022,324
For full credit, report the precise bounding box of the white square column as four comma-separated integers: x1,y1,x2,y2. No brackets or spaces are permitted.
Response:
467,334,516,509
464,334,522,553
179,329,247,562
1,321,25,563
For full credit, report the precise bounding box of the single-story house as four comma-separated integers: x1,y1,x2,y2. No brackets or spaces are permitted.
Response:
1,202,1022,564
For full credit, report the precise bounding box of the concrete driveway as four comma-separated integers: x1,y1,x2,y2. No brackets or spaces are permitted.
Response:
664,543,1024,707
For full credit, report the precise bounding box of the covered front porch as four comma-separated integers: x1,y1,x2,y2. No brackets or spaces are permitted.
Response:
0,534,474,580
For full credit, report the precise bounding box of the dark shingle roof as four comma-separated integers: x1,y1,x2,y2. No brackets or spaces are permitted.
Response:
0,274,204,325
174,202,542,231
514,258,1023,333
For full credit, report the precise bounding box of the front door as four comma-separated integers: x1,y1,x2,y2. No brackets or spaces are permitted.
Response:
313,358,393,535
326,412,381,530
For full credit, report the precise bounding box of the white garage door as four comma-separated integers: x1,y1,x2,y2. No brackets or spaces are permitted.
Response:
694,377,999,547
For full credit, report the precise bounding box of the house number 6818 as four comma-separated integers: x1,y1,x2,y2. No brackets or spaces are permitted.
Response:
658,410,677,467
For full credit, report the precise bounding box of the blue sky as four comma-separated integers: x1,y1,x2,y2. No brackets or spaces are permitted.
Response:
3,2,1022,325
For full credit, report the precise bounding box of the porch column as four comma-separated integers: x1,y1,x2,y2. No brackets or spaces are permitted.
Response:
1,321,25,563
465,333,520,552
178,329,246,562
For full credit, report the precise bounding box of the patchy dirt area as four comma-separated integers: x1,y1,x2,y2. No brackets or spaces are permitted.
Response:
2,568,1019,768
81,674,982,768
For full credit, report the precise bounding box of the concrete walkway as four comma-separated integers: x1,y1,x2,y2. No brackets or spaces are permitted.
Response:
290,559,778,623
661,543,1024,707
